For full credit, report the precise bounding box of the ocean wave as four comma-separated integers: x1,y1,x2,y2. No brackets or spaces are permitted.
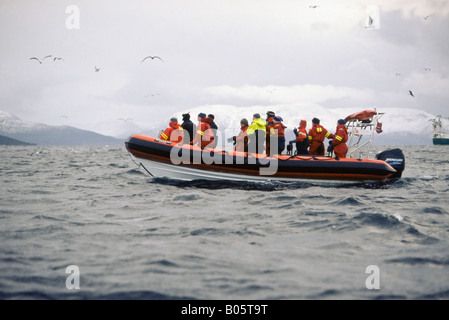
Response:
173,194,200,201
0,289,195,300
309,289,341,299
331,196,366,206
124,169,145,175
385,256,449,266
146,259,180,268
372,294,408,300
189,227,226,236
421,206,448,215
352,212,402,228
418,289,449,300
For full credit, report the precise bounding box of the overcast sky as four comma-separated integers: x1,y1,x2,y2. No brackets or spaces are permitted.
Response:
0,0,448,134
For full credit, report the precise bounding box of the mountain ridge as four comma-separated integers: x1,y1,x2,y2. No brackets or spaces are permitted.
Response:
0,134,36,145
2,105,443,146
0,110,122,146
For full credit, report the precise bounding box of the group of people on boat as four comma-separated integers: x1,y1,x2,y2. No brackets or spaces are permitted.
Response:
159,110,349,159
159,112,218,149
303,117,349,159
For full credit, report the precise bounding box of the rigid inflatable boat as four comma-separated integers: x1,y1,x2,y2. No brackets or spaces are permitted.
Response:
125,109,405,185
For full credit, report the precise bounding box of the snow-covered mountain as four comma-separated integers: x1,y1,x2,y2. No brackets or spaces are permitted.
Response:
92,103,438,145
0,110,49,133
0,110,122,146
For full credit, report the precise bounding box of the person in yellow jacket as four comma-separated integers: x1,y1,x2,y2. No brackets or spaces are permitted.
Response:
246,113,266,154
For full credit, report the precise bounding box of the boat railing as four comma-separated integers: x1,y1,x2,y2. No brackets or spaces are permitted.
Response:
345,110,385,159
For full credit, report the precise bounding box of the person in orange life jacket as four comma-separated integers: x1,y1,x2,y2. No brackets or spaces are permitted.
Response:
328,119,349,159
208,114,218,148
265,111,275,155
160,117,184,143
271,116,287,154
308,117,331,155
181,112,196,144
192,113,215,149
229,118,249,153
294,119,309,155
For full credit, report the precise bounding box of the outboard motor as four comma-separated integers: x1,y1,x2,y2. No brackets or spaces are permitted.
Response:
376,148,405,178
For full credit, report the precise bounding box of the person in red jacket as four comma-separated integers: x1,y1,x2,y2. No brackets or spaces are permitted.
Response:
294,119,309,155
308,117,331,155
230,118,249,152
271,116,287,154
328,119,349,158
192,113,215,149
160,117,183,143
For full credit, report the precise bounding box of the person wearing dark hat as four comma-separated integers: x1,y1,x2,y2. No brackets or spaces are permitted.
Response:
208,114,219,148
270,115,287,154
247,113,266,154
308,117,331,155
266,111,275,126
192,112,215,149
181,112,196,144
328,119,348,158
229,118,249,153
265,111,276,154
160,117,184,143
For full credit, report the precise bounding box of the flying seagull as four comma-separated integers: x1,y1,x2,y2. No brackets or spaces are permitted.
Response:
30,57,42,64
145,93,161,98
424,15,431,20
141,56,164,63
409,90,415,97
424,67,431,71
95,66,101,72
309,5,319,8
29,55,53,64
53,57,63,61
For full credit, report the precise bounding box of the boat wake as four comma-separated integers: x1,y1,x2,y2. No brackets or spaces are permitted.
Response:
149,177,314,191
149,176,404,190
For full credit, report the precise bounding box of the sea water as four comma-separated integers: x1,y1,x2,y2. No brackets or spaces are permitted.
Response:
0,144,448,300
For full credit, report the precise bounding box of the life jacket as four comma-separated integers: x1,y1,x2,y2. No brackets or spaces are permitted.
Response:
308,123,330,156
209,121,218,147
331,124,348,146
161,121,183,143
308,124,330,143
235,125,248,152
331,124,349,158
266,116,274,136
193,117,215,148
271,121,287,137
247,118,266,136
295,120,308,142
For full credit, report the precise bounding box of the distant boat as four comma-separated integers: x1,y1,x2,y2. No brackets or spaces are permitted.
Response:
429,115,449,145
